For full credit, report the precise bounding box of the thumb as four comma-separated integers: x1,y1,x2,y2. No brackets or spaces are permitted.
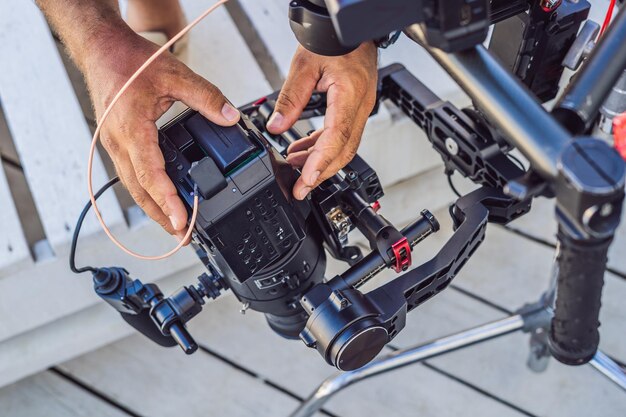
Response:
267,67,317,134
174,71,240,126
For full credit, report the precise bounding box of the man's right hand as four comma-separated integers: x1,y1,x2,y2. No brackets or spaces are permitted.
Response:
85,30,240,241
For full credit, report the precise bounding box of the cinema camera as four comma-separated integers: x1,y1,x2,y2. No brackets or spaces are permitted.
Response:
72,0,626,372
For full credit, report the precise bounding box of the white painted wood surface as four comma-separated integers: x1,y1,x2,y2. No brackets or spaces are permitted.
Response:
60,335,301,417
0,1,124,251
0,372,127,417
181,295,522,417
0,164,29,272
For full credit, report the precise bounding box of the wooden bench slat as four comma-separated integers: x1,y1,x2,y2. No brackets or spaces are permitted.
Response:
59,334,300,417
0,165,30,271
186,294,521,417
395,292,626,416
0,372,128,417
0,2,123,250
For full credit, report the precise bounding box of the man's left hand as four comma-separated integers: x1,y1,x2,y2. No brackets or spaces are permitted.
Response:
266,42,378,200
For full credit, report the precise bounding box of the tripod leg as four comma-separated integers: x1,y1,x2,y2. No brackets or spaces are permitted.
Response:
589,351,626,392
289,314,527,417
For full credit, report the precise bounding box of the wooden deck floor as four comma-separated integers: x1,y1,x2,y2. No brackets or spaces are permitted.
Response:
1,0,624,416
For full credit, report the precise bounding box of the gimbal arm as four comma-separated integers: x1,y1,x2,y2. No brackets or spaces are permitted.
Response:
403,24,626,366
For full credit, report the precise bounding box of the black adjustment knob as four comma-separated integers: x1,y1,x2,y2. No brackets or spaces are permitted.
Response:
169,322,198,354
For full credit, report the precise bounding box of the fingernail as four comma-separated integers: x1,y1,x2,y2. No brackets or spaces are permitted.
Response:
175,232,186,242
222,103,240,122
267,112,283,130
298,186,312,200
169,215,181,231
309,170,320,185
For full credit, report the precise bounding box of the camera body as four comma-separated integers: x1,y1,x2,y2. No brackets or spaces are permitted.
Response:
158,108,383,339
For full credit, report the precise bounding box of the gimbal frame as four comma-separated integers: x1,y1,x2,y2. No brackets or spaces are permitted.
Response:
289,6,626,417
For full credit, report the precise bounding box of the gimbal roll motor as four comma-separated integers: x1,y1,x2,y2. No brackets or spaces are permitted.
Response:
288,0,491,55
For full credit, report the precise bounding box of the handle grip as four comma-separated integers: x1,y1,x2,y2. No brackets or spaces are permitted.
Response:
549,230,612,365
120,311,177,348
169,322,199,354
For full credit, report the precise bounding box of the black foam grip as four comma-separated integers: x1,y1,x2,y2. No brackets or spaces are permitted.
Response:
549,230,612,365
120,311,177,348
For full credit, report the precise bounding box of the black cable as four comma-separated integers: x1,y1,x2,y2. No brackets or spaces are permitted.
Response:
447,173,462,197
69,177,120,274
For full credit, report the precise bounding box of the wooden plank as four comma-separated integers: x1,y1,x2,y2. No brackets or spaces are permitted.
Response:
59,334,299,417
183,2,271,104
0,2,123,250
0,371,128,417
186,295,523,417
0,163,30,271
392,289,626,417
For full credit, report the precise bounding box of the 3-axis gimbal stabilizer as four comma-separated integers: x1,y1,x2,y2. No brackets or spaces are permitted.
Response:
72,0,626,373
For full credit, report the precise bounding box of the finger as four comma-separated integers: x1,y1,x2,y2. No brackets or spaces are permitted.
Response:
126,122,189,233
173,68,240,127
115,155,184,238
292,104,371,200
287,129,323,154
285,150,310,168
298,83,359,189
267,54,319,134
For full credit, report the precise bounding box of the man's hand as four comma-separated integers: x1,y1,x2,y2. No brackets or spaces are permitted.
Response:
38,0,240,241
266,42,378,200
86,30,240,240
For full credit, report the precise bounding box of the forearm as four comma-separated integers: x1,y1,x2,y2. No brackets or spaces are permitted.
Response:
36,0,134,74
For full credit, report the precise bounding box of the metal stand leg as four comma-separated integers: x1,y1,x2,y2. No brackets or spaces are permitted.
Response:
590,351,626,392
290,313,532,417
